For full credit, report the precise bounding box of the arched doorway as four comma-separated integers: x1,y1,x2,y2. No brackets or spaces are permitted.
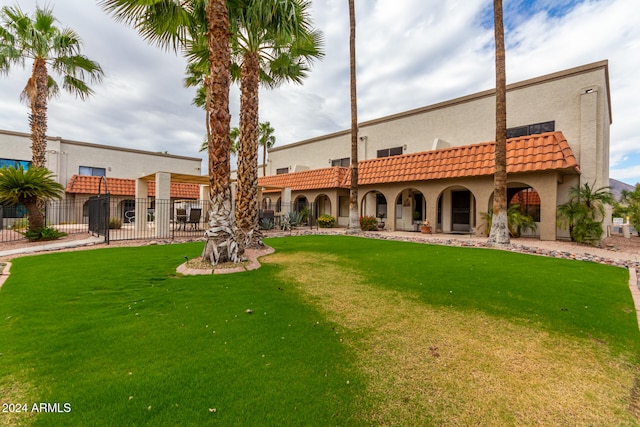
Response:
395,188,425,231
436,187,476,233
486,184,541,237
361,191,387,219
314,194,332,217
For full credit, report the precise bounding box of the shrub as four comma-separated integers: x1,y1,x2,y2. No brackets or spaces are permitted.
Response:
317,214,335,228
24,227,67,242
109,218,122,229
359,215,378,231
260,217,274,230
11,217,29,230
482,205,537,237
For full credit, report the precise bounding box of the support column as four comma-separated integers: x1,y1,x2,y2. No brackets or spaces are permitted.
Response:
135,178,149,233
155,172,171,238
200,184,210,227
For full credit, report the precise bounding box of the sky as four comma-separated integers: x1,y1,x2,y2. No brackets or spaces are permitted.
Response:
1,0,639,185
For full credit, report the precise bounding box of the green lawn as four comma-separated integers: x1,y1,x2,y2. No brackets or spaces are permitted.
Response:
1,235,639,426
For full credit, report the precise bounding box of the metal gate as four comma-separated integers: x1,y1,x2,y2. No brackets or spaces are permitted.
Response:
88,176,110,244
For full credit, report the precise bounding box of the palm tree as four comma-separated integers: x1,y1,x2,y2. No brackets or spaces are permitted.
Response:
199,126,240,155
347,0,359,232
0,166,64,231
100,0,241,264
232,0,323,249
0,5,104,168
568,182,614,218
202,0,240,263
258,121,276,176
557,182,613,244
487,0,510,246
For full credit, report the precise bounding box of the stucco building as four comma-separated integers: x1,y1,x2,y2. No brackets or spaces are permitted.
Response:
258,61,611,240
0,130,203,226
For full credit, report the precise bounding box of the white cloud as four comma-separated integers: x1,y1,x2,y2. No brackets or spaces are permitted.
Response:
0,0,638,184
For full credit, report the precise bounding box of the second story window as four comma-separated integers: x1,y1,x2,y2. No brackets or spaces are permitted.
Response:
376,146,403,158
507,121,555,139
276,167,289,175
79,166,106,176
331,157,350,167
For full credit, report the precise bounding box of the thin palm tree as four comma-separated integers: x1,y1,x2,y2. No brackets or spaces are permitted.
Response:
0,5,104,168
231,0,323,248
488,0,510,245
347,0,359,232
0,166,64,231
100,0,241,264
258,121,276,177
199,126,240,155
568,182,614,218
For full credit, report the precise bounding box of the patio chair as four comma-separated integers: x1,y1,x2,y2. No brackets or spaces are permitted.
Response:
175,208,187,230
187,208,202,231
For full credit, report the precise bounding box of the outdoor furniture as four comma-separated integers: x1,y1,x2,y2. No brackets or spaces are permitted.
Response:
175,208,187,230
187,208,202,231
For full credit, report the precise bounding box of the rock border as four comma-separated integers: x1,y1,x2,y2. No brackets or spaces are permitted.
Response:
176,246,275,275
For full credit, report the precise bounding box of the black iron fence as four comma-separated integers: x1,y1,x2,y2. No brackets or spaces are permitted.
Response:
0,198,320,245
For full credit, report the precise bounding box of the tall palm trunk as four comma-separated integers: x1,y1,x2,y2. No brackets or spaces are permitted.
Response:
236,51,262,248
488,0,510,245
22,195,45,230
202,0,240,265
29,58,49,168
347,0,359,231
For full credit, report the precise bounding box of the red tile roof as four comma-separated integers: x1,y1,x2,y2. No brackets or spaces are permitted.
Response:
356,131,579,185
259,167,350,192
257,131,579,191
65,175,200,199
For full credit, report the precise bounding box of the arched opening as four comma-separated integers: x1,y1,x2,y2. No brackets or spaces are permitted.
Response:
436,186,476,233
262,197,272,210
486,184,541,237
395,188,426,231
314,194,332,217
361,190,388,227
294,196,310,225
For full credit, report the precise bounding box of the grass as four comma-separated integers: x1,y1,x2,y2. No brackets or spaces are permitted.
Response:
1,235,639,426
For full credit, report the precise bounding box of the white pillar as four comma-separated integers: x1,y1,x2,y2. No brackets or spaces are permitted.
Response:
155,172,171,238
135,178,149,233
282,188,292,215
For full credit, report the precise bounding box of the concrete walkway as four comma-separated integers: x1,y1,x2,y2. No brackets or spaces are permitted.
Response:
0,235,105,258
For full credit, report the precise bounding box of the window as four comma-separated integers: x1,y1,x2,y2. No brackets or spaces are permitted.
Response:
506,121,555,139
79,166,106,176
0,158,30,169
276,167,289,175
331,157,350,167
338,196,349,217
376,146,403,158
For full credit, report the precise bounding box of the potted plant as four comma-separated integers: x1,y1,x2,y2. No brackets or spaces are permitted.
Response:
377,213,386,229
420,219,432,234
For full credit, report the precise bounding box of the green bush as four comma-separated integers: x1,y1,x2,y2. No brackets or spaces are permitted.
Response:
317,214,335,228
260,217,275,230
23,227,67,242
359,215,378,231
109,218,122,229
11,217,29,230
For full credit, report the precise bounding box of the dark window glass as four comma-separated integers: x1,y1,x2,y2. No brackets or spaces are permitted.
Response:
79,166,106,176
331,157,350,167
276,167,289,175
377,146,403,158
507,121,555,139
